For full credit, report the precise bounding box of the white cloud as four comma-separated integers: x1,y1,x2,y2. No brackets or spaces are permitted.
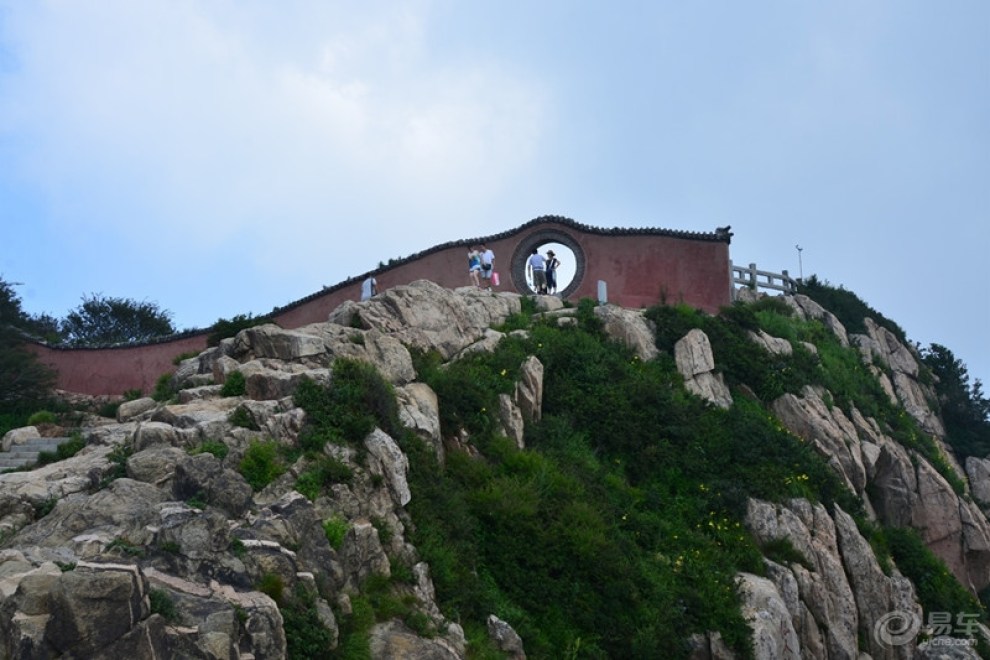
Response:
0,1,548,263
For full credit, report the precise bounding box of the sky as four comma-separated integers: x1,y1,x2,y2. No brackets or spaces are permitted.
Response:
1,1,987,387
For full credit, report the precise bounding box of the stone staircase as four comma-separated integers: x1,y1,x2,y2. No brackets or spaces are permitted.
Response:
0,437,75,471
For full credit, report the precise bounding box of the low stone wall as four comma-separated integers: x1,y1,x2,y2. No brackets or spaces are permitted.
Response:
29,216,732,395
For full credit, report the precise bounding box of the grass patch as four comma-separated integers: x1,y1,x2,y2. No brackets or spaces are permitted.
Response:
189,440,229,461
221,370,247,397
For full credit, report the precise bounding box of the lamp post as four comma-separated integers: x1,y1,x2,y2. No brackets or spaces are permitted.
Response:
795,245,804,283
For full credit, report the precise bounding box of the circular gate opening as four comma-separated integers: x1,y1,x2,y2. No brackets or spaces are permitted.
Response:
510,229,585,298
522,242,576,294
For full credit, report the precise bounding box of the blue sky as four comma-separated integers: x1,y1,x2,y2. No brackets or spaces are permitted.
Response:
1,1,987,387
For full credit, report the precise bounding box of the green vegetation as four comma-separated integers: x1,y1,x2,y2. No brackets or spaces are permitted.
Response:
26,410,57,426
229,406,258,430
98,444,132,489
400,307,876,659
189,440,229,461
239,440,286,491
60,293,176,346
922,343,990,460
207,313,275,347
797,274,906,342
257,572,285,603
152,372,176,402
149,588,179,622
106,536,145,557
283,583,337,659
36,432,86,466
323,516,349,550
296,456,353,501
221,370,247,397
293,359,403,454
0,278,57,433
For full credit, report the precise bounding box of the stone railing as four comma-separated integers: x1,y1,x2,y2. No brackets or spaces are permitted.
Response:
730,261,797,296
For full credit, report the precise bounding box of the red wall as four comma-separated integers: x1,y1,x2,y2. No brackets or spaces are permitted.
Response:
30,218,732,395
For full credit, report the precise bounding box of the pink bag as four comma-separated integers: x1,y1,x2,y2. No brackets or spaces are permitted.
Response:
492,272,500,287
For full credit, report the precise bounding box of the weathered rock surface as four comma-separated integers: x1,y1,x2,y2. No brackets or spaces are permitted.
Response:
5,282,990,659
594,304,660,361
746,498,922,660
675,329,733,409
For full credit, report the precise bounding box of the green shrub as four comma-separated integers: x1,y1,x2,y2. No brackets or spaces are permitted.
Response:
33,497,57,519
296,456,353,501
282,584,336,659
229,406,258,430
97,401,120,418
257,573,285,604
207,313,274,347
221,371,247,397
98,444,132,489
171,350,200,366
293,359,403,450
884,526,984,623
123,388,143,401
186,492,208,510
26,410,57,426
149,588,179,622
107,537,144,557
323,516,349,550
190,440,229,461
761,537,813,571
797,275,905,342
151,372,176,402
159,540,181,554
36,433,86,467
239,440,285,491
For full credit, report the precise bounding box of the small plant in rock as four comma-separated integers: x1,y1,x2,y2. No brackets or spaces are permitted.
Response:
123,388,143,401
149,588,179,622
97,401,120,419
172,350,200,366
159,540,181,554
98,444,132,489
190,440,229,461
106,536,144,557
229,406,258,430
186,492,208,510
230,537,247,557
33,497,57,519
221,371,247,397
296,455,353,501
238,440,285,491
257,572,285,604
152,372,176,402
323,516,349,550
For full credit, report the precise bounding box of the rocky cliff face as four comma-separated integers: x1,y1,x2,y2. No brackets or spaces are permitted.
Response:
0,282,986,659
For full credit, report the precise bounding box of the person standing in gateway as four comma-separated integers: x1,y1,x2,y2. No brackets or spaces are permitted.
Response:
480,243,496,290
545,249,560,295
527,249,547,294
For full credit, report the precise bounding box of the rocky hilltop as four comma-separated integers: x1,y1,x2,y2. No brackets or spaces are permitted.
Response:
0,279,987,659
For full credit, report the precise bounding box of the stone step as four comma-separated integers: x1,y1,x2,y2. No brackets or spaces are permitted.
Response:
0,437,77,471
